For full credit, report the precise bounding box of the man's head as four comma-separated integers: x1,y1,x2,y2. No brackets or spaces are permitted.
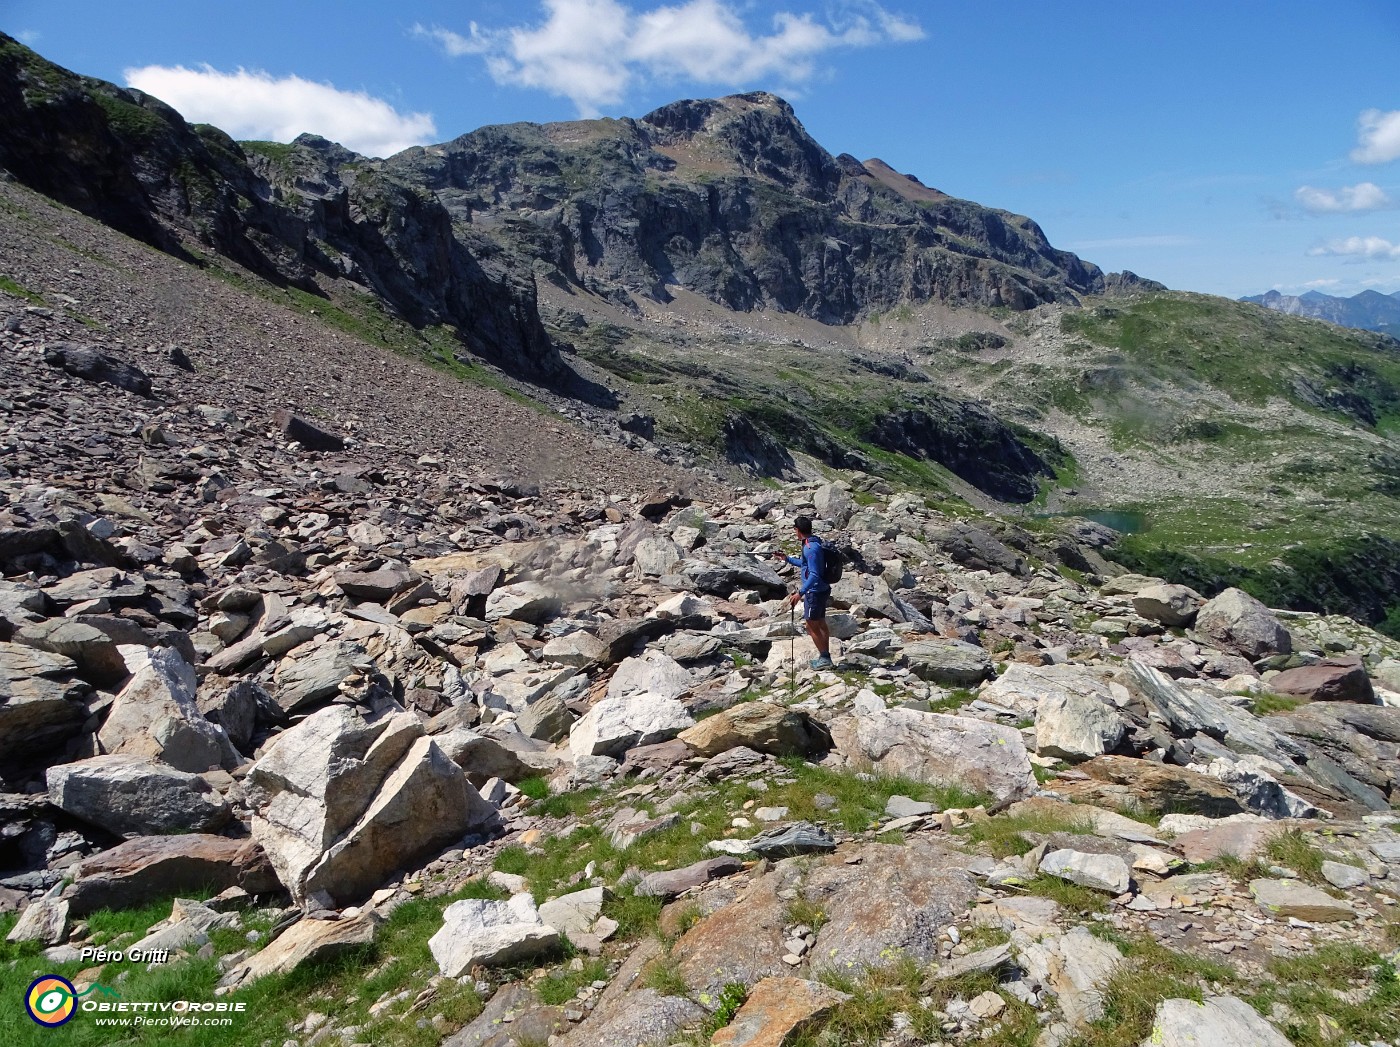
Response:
793,515,812,537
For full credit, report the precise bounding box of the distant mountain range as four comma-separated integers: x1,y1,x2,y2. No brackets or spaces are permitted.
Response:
1241,288,1400,335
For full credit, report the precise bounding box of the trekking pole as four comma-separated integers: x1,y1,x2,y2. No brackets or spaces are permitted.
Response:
789,601,796,701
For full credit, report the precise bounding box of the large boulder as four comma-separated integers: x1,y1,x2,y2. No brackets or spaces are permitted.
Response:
1132,584,1204,627
62,835,280,916
607,649,693,701
429,894,561,976
271,639,366,715
485,582,561,623
98,647,239,772
43,342,152,397
0,642,89,761
1035,685,1126,763
436,726,560,784
47,754,231,835
1054,755,1245,817
1195,588,1291,659
568,692,695,759
12,618,129,686
812,483,855,525
1039,849,1131,893
830,690,1035,802
1268,657,1375,704
902,639,992,686
683,557,786,598
246,705,496,907
677,701,829,758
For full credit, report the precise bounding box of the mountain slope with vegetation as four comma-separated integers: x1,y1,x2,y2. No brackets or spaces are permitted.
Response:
1,32,1399,631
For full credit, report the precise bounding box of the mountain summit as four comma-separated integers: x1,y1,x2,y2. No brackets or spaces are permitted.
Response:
387,89,1119,321
1242,287,1400,335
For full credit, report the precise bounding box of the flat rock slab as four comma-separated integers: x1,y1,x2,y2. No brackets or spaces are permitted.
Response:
673,872,790,996
636,857,743,899
430,894,561,976
711,976,849,1047
1017,925,1122,1026
1368,830,1400,863
444,983,567,1047
1172,821,1285,864
62,835,278,916
885,795,937,818
1143,995,1290,1047
219,913,379,990
538,886,610,937
1249,878,1355,922
747,822,835,859
808,839,978,969
1320,861,1368,889
1039,849,1131,894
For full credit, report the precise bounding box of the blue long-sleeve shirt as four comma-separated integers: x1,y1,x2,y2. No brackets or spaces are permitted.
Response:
784,536,831,596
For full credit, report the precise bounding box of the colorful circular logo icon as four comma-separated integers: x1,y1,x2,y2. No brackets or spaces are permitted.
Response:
26,975,78,1027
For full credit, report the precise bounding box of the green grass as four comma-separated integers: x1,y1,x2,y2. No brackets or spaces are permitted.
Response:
535,957,609,1006
1251,691,1304,715
0,885,507,1047
640,953,690,997
960,808,1096,859
1022,874,1111,916
1245,945,1400,1047
0,273,46,304
1064,931,1237,1047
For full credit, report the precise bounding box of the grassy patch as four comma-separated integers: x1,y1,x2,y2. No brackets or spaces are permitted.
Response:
1247,945,1400,1047
0,273,45,304
535,957,609,1006
0,886,497,1047
1021,874,1111,916
1065,932,1237,1047
1251,691,1304,716
640,952,690,996
960,808,1096,859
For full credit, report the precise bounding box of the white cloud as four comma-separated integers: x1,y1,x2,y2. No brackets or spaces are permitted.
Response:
1307,236,1400,260
122,65,436,158
1352,108,1400,165
414,0,924,117
1294,182,1392,213
17,29,41,46
1301,278,1342,289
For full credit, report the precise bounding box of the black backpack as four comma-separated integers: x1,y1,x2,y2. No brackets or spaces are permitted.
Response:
819,538,845,584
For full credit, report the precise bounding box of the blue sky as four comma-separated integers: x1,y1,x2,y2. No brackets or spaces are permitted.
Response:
6,0,1400,299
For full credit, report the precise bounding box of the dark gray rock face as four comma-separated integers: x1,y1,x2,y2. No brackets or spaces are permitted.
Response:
0,35,560,382
386,92,1104,325
42,343,152,397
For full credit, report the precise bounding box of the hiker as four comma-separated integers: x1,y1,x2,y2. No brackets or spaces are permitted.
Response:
772,515,833,669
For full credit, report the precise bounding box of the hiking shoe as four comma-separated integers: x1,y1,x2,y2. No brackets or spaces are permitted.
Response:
809,654,834,670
